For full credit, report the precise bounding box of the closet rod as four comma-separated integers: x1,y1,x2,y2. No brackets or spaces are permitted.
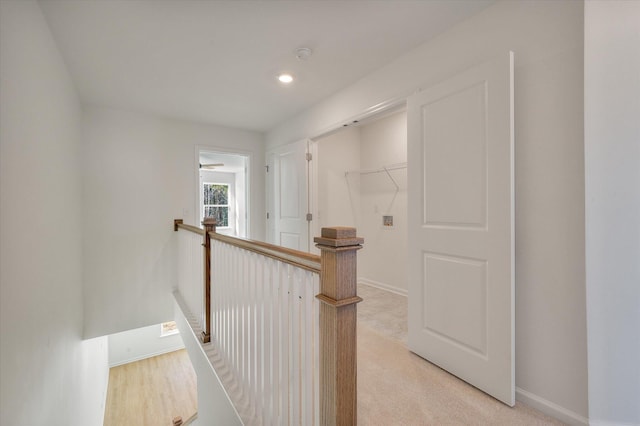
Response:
344,161,407,176
345,161,406,192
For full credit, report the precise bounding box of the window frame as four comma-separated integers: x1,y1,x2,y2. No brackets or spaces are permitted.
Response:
160,321,179,337
202,181,231,229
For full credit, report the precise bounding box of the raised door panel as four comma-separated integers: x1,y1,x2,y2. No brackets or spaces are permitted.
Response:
408,52,514,406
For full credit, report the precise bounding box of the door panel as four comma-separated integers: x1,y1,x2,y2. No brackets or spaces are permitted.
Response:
423,253,487,355
423,81,487,228
279,151,301,219
266,140,309,252
280,232,301,251
408,52,514,406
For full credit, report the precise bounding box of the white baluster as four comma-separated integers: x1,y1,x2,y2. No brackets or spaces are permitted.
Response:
196,234,323,426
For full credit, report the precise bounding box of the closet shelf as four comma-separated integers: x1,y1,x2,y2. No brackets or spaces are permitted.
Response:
345,162,407,191
344,162,407,176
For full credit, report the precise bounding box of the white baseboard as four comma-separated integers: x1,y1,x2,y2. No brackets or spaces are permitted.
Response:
358,277,407,297
516,387,589,426
589,420,640,426
109,344,186,368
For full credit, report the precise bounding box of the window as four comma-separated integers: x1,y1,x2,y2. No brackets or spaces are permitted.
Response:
160,321,179,337
203,183,229,227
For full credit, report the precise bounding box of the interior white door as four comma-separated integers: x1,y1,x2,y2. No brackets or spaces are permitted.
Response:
266,140,309,251
407,52,515,406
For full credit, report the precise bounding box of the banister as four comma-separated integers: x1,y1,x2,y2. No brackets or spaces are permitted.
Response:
174,219,205,236
173,219,363,425
208,232,321,273
173,218,211,343
174,218,320,272
200,218,215,344
315,226,363,426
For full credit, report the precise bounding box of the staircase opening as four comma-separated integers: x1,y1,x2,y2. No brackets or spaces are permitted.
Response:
102,324,197,425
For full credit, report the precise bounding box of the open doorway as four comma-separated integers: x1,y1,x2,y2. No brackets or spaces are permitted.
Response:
198,150,249,238
308,53,515,412
311,106,408,298
312,105,410,343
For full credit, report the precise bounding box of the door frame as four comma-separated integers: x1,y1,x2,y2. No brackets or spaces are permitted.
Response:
265,139,311,251
307,99,409,254
195,146,252,237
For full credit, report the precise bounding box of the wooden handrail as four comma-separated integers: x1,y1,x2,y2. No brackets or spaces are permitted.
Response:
174,219,205,236
208,232,321,273
174,219,319,272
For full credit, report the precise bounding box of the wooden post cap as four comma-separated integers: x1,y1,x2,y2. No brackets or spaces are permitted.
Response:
322,227,356,239
314,227,363,248
202,217,217,227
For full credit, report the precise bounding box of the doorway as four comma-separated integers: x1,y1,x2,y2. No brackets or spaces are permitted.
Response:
267,53,514,407
198,150,249,238
311,107,409,296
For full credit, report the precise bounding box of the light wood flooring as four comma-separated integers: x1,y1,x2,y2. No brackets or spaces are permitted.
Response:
103,349,197,426
357,283,564,425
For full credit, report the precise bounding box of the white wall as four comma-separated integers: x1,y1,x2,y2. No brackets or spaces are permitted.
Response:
315,126,361,233
0,2,109,425
108,323,185,367
234,168,247,238
267,1,587,422
585,2,640,425
316,111,408,295
82,106,265,338
358,111,408,294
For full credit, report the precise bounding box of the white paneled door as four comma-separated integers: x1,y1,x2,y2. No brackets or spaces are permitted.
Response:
407,52,515,406
266,140,310,251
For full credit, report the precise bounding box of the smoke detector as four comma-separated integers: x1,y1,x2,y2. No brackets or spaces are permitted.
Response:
295,47,312,61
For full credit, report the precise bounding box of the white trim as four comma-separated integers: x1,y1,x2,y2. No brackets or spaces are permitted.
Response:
516,387,589,426
589,421,639,426
195,145,252,238
308,139,320,255
108,345,186,368
160,330,180,337
160,321,180,337
308,95,410,142
173,292,243,424
358,277,408,297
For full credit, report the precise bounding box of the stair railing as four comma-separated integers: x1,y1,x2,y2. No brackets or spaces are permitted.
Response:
174,219,363,425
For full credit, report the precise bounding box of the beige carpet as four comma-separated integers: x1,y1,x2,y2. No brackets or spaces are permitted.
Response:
356,284,564,425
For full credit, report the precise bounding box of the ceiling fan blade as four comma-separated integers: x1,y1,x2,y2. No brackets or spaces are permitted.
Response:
199,163,225,169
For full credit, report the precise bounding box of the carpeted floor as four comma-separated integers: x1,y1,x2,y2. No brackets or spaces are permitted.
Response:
356,283,564,425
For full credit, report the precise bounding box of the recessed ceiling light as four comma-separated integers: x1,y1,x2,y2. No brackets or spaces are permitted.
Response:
278,74,293,84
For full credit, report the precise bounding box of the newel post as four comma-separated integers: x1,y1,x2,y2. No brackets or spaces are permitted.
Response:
201,217,216,344
315,227,364,426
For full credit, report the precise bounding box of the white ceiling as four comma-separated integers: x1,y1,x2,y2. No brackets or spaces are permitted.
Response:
200,151,247,173
39,0,494,132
